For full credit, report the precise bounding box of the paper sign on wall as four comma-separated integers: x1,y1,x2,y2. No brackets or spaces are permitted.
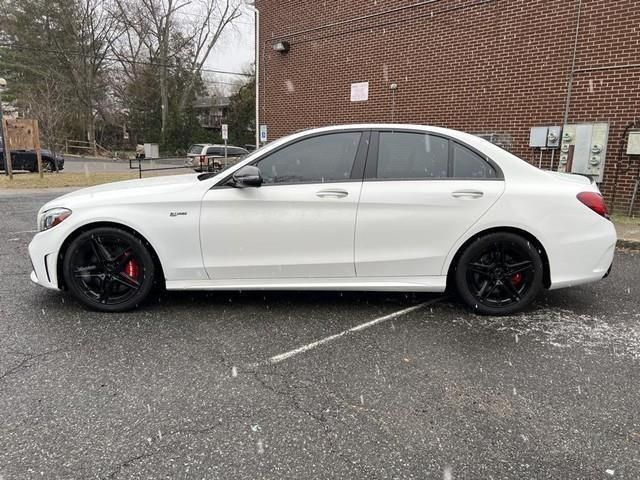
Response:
350,82,369,102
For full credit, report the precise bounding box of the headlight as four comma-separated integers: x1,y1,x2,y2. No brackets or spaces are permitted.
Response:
38,208,72,232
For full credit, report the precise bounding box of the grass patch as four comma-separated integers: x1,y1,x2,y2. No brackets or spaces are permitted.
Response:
611,212,640,226
0,172,138,189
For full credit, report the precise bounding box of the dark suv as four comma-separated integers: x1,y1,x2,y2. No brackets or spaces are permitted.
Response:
0,148,65,172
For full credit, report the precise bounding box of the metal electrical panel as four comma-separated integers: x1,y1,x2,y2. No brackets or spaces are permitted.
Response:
627,131,640,155
530,126,562,148
529,127,548,148
557,123,609,182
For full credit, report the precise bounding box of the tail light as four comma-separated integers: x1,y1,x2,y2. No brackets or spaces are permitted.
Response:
199,155,206,165
577,192,609,219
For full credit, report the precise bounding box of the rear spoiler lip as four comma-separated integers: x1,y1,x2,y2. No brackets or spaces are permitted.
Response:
571,173,596,184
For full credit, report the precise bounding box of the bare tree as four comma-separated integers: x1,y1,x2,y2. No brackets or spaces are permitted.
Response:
47,0,122,152
112,0,241,145
113,0,188,144
20,78,70,170
176,0,242,113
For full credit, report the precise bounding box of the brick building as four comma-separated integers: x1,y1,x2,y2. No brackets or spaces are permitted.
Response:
255,0,640,213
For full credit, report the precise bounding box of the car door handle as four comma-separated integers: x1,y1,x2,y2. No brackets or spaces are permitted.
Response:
316,189,349,198
451,189,484,199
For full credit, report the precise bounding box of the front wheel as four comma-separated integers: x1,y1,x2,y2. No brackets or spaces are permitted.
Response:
455,232,544,316
62,227,156,312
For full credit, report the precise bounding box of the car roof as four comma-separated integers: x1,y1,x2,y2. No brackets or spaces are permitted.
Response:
193,144,248,150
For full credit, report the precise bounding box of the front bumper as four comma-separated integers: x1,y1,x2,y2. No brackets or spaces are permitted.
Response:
28,233,61,291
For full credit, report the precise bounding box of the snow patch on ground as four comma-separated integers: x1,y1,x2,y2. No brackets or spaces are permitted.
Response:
456,308,640,359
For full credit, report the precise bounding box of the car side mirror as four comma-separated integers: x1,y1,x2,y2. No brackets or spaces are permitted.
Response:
232,165,263,188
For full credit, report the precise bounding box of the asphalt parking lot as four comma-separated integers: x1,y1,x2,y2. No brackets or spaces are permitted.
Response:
1,192,639,479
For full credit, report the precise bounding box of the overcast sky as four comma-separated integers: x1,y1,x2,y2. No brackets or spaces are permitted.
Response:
203,9,255,93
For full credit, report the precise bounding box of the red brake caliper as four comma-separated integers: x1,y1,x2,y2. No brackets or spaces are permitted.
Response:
124,259,139,279
511,272,523,287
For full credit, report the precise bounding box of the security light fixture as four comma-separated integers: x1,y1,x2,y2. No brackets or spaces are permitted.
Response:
273,41,290,53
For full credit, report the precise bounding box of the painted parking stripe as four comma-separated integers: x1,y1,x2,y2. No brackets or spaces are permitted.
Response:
4,230,37,235
251,296,444,367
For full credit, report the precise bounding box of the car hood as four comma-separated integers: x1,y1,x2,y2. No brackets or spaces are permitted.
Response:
42,173,204,211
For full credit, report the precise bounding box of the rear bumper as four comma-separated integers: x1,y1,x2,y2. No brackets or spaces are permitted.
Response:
548,220,617,290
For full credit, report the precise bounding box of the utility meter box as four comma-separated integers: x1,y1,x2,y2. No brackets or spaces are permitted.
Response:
627,130,640,155
557,123,609,182
547,126,562,148
144,143,159,159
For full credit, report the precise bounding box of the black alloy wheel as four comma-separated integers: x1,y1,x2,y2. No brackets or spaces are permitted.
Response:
455,232,544,315
63,227,155,312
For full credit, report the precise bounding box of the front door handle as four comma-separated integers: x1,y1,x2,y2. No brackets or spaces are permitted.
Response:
451,189,484,199
316,189,349,198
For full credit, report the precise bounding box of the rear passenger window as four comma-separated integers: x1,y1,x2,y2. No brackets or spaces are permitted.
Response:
452,143,496,178
377,132,448,179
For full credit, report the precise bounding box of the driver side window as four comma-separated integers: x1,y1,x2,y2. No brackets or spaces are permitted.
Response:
256,132,362,185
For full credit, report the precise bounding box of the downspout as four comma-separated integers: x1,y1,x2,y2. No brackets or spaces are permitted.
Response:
562,0,583,126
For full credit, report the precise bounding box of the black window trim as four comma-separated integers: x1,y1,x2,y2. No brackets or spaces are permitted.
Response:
365,128,504,182
212,129,371,189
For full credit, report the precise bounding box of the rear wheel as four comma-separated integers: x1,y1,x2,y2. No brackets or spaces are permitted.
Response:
62,227,155,312
455,232,543,316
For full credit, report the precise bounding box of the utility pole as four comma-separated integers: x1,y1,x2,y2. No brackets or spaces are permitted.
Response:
0,78,12,179
244,2,260,150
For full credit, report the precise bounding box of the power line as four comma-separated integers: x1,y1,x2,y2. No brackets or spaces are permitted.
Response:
289,0,493,47
0,43,253,77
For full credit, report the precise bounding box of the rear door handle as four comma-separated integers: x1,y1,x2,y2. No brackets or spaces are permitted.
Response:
316,189,349,198
451,189,484,199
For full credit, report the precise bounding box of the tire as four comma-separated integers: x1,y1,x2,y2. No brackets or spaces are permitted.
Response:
62,227,156,312
454,232,544,316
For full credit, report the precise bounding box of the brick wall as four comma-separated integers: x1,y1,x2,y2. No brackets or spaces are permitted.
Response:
255,0,640,213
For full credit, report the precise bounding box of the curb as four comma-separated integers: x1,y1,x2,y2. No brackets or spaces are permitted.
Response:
617,239,640,250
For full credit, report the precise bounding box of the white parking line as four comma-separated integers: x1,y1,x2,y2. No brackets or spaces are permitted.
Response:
251,297,443,367
4,230,37,235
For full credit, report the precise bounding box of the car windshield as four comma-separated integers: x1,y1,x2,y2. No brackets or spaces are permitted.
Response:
188,144,204,154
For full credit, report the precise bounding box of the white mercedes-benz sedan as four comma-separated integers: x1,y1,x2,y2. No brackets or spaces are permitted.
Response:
29,124,616,315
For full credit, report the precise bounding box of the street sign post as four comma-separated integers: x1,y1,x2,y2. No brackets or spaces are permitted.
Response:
221,123,228,159
259,124,267,144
